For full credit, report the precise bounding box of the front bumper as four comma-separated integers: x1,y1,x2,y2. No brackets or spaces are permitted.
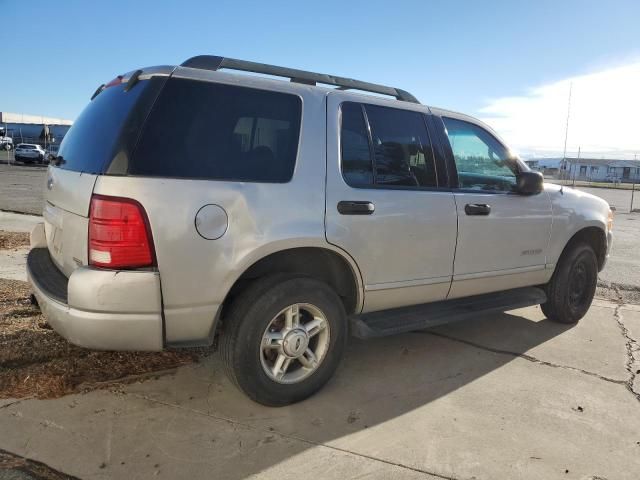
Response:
27,241,164,351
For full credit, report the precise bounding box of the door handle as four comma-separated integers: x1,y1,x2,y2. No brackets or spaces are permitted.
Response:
337,201,375,215
464,203,491,216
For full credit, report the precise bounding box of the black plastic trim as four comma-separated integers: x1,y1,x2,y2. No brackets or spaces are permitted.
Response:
27,248,69,304
350,287,547,339
180,54,420,103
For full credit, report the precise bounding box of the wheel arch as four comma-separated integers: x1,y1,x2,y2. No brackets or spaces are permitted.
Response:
557,225,607,271
220,245,364,322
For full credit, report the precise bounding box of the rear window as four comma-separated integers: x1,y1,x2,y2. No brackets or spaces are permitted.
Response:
56,78,164,174
340,102,437,188
129,78,302,182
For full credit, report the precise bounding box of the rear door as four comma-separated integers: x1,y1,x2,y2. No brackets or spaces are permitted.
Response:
325,94,458,313
43,75,166,276
435,114,553,298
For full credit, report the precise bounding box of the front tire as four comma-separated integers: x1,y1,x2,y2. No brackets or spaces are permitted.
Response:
542,243,598,324
220,275,347,406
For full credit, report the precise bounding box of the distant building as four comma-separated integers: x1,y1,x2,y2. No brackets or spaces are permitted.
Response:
0,112,73,150
526,157,640,182
524,158,562,176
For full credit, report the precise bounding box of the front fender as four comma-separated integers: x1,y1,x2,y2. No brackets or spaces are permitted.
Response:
545,183,611,268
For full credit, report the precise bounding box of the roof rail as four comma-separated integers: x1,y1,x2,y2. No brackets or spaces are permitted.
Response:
180,55,420,104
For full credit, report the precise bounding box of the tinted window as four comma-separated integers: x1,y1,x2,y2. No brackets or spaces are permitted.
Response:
56,80,158,174
443,117,517,192
130,78,302,182
366,105,436,187
340,103,373,186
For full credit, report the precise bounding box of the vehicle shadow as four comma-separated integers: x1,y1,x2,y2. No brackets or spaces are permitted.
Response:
128,307,573,478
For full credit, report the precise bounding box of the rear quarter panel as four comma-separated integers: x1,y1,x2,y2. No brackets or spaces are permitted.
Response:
93,80,340,345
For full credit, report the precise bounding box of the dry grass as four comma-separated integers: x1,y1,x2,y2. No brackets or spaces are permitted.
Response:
0,278,207,400
0,448,80,479
0,231,29,250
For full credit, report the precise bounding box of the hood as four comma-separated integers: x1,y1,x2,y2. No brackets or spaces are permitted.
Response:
544,182,611,212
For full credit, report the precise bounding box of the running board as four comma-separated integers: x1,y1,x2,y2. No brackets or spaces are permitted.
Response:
350,287,547,339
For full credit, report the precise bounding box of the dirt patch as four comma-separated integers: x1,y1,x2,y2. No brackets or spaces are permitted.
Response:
0,230,29,250
0,448,80,479
0,278,208,400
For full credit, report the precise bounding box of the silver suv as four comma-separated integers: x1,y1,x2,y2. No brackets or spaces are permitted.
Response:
27,55,613,406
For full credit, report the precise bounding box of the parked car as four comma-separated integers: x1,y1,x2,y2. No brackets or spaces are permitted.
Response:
0,136,13,151
27,56,613,406
15,143,45,163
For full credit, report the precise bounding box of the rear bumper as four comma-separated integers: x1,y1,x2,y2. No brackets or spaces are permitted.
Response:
27,242,164,351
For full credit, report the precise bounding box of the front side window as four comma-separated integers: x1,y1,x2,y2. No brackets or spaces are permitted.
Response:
443,117,517,192
340,102,437,188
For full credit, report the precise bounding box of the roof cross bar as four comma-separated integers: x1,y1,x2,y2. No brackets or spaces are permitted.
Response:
180,55,420,104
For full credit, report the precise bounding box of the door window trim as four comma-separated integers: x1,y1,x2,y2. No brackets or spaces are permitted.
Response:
338,101,448,192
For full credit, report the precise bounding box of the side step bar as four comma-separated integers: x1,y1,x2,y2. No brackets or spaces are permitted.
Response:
350,287,547,339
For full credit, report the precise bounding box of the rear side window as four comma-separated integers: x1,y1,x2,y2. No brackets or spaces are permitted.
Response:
366,105,436,187
340,103,373,186
130,78,302,182
340,102,437,188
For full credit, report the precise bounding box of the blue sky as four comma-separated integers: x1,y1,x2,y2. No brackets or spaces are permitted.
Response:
1,0,639,156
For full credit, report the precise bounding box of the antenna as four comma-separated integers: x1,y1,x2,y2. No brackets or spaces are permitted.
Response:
561,82,572,183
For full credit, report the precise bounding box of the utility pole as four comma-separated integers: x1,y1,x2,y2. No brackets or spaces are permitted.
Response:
562,82,573,185
633,153,638,212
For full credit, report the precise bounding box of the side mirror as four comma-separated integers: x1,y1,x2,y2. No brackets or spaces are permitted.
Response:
516,171,544,195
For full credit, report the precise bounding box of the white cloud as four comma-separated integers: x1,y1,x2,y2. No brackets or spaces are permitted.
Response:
478,62,640,158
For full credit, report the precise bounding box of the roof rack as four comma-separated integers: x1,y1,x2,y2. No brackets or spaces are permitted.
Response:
180,55,420,104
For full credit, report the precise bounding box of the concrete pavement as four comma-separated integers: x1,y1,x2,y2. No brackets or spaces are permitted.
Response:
0,164,46,216
0,212,41,282
1,300,638,480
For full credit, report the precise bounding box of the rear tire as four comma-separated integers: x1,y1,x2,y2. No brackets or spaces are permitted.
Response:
542,243,598,324
220,275,347,406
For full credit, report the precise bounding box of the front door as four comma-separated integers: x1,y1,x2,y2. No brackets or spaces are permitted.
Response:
437,115,553,298
325,94,458,313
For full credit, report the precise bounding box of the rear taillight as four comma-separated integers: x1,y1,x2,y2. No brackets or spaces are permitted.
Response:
89,195,155,269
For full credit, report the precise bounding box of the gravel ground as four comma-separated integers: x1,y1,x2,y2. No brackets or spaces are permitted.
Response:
0,278,208,400
0,232,29,250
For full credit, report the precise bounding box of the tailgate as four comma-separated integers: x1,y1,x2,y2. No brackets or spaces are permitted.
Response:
41,72,168,277
44,167,97,276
